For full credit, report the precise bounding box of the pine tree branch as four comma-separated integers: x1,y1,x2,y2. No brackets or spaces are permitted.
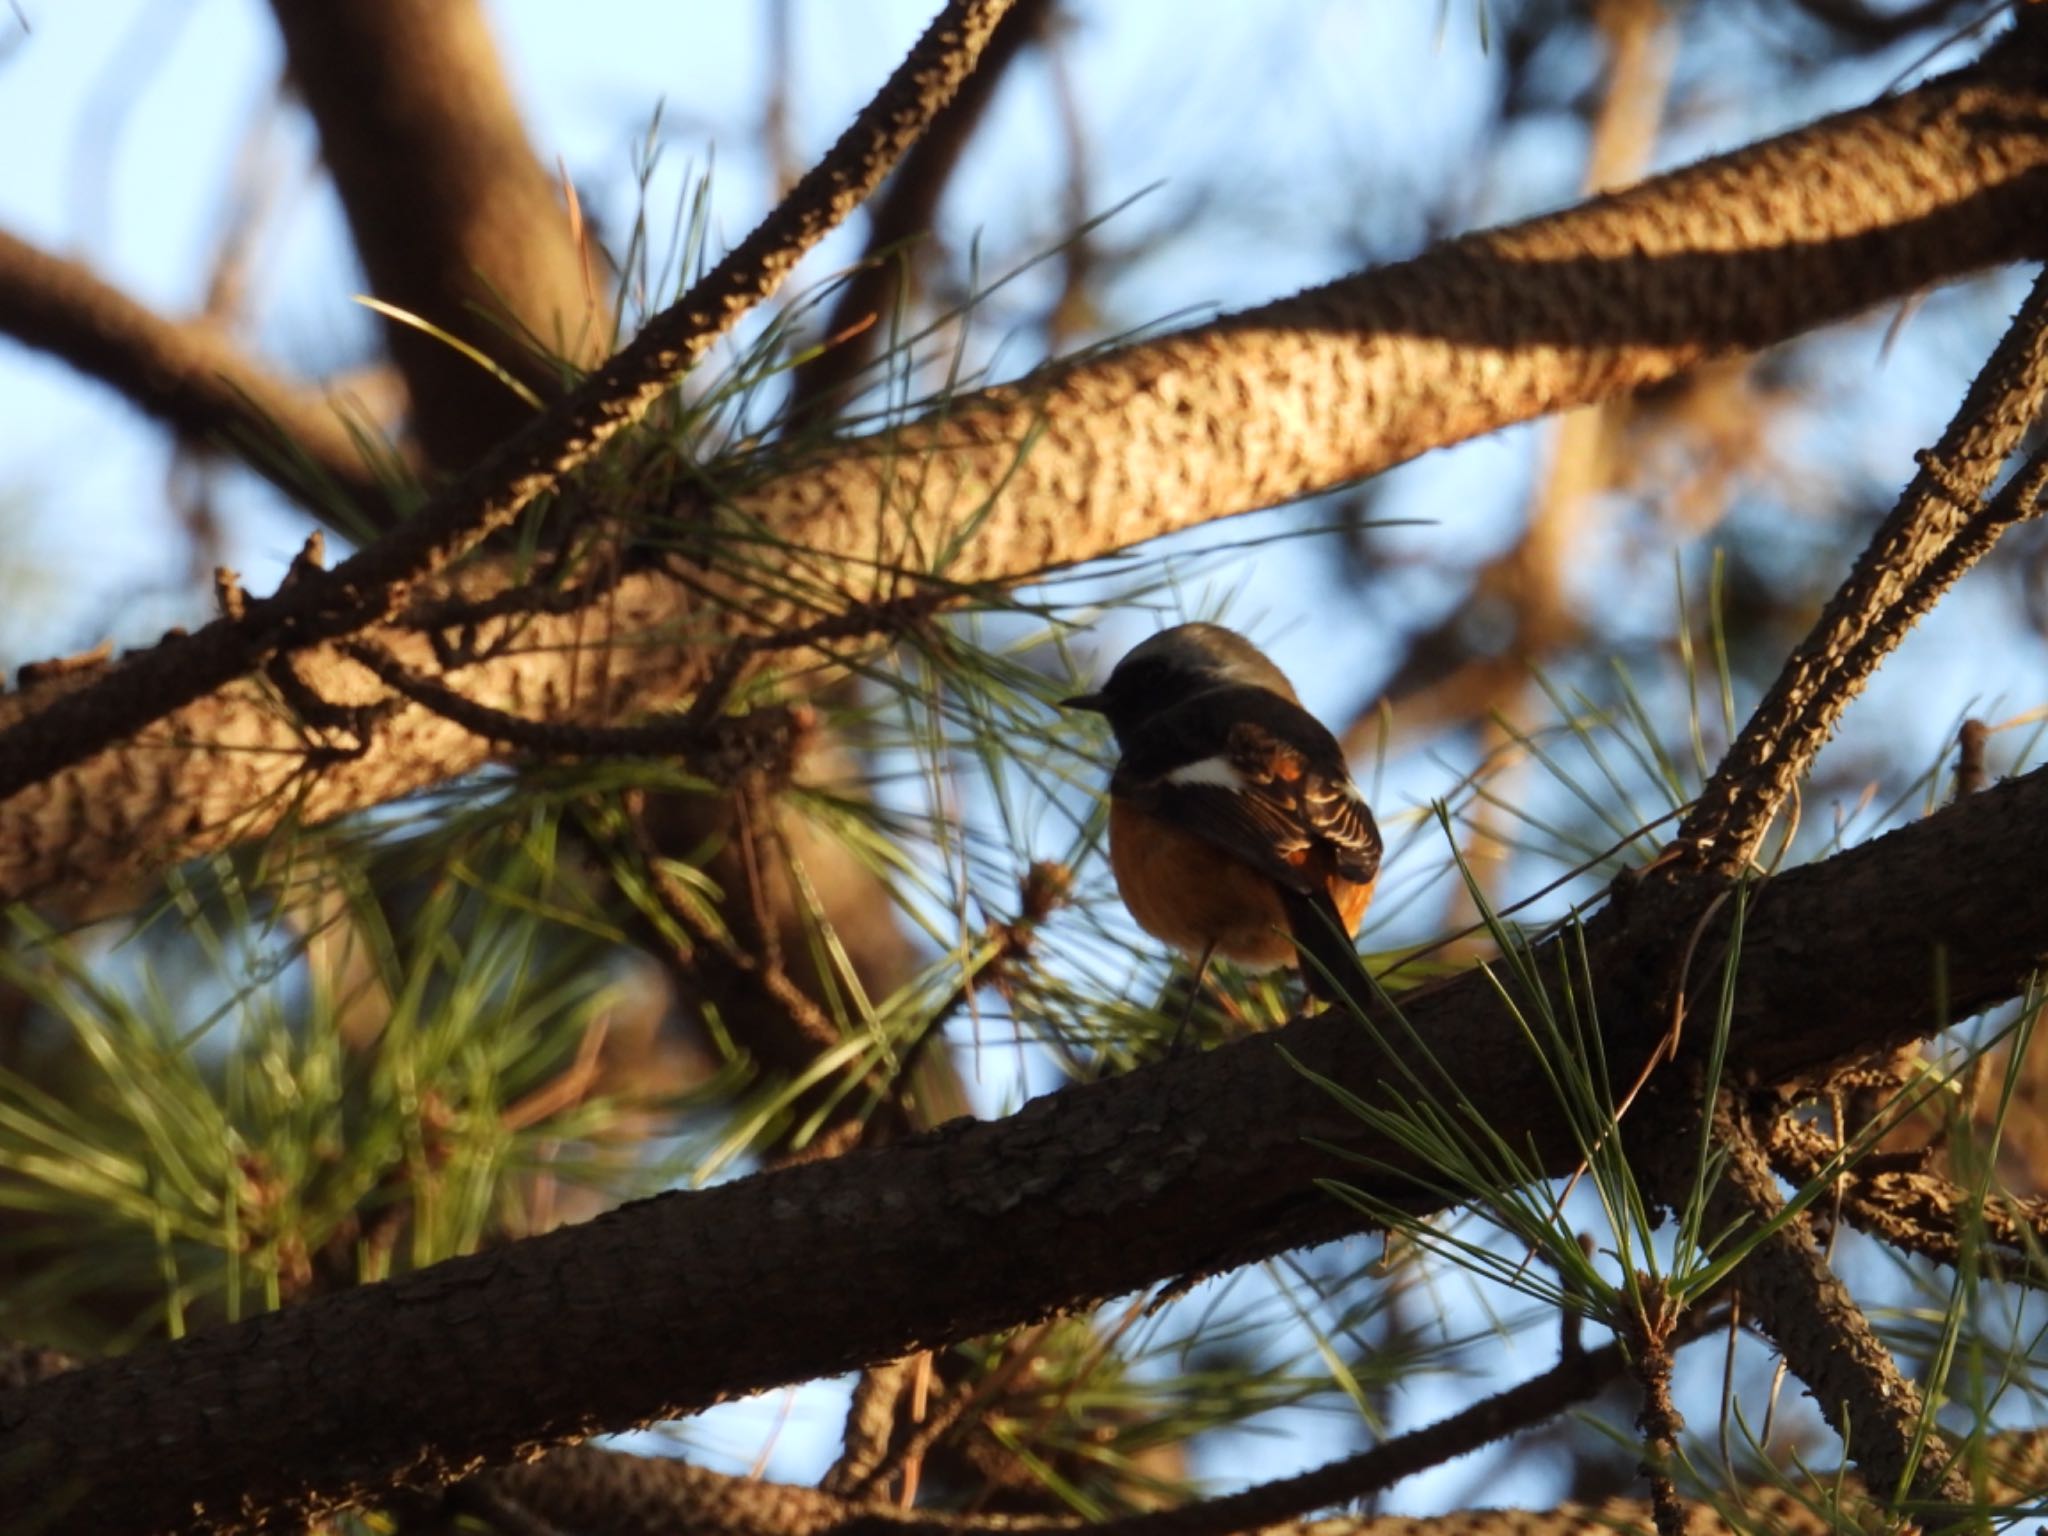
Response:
765,22,2048,601
0,0,1022,812
1673,266,2048,875
1767,1113,2048,1277
1640,1092,1972,1507
10,1347,2045,1536
5,28,2048,906
893,859,1073,1087
626,795,847,1061
1620,1280,1689,1536
486,1447,856,1536
0,226,391,517
824,1358,918,1498
7,757,2048,1533
482,1323,1695,1536
342,637,809,773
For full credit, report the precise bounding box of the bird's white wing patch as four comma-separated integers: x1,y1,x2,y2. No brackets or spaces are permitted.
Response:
1166,755,1245,791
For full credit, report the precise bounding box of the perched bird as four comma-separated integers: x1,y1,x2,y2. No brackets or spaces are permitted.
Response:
1061,623,1381,1017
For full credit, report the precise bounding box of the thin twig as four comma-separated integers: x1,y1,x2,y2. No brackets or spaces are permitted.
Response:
848,1324,1054,1503
896,859,1072,1083
1622,1277,1692,1536
626,802,843,1057
1955,717,1990,799
673,584,956,736
344,638,810,781
1071,1313,1714,1536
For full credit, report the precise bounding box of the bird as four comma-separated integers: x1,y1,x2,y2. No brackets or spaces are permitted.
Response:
1061,622,1381,1026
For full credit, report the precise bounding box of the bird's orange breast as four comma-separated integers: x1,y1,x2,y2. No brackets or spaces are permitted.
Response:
1108,800,1369,970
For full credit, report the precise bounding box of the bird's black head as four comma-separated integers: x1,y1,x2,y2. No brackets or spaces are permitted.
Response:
1060,622,1298,747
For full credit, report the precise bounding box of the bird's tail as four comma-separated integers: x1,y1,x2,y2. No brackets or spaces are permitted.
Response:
1280,888,1372,1015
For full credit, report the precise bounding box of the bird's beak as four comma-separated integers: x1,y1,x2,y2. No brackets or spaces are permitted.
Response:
1059,691,1108,713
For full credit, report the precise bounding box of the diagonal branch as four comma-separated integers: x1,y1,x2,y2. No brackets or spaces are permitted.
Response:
1673,265,2048,874
1640,1092,1971,1506
7,756,2048,1533
0,0,1021,808
0,227,392,516
6,34,2048,904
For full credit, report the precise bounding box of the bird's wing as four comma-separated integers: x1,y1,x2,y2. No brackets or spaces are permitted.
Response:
1114,688,1382,894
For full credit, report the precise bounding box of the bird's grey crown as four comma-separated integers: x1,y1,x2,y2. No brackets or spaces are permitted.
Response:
1114,622,1298,701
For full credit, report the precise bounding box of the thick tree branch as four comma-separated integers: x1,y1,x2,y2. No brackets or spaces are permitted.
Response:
6,756,2048,1533
849,26,2048,593
5,34,2048,905
0,227,390,516
9,1326,2030,1536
